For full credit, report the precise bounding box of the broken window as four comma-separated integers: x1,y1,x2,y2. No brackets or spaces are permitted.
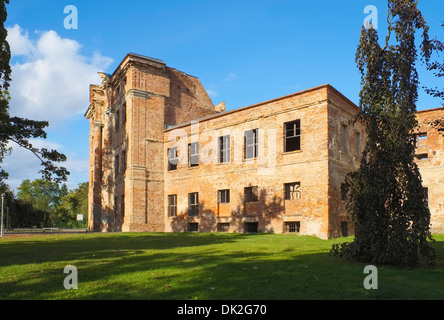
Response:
416,132,427,148
245,129,259,159
284,182,301,200
188,192,199,217
245,186,258,202
168,147,178,171
284,120,301,152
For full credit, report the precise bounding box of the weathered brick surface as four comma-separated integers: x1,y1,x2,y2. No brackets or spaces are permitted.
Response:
85,53,444,239
415,108,444,235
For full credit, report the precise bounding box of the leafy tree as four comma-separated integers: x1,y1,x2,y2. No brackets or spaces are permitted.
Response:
16,178,68,226
1,189,49,228
0,0,69,185
331,0,436,267
58,182,88,225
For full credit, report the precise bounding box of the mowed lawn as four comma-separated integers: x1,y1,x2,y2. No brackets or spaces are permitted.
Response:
0,232,443,300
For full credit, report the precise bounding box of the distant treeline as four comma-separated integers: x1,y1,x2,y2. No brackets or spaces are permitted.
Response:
1,180,88,229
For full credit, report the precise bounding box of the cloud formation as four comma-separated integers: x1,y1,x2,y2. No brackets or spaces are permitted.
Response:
7,25,113,125
2,25,111,191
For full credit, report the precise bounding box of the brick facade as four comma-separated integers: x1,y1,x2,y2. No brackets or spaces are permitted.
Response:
85,53,444,239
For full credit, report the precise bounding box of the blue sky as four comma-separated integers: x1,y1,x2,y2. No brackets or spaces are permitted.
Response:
3,0,444,191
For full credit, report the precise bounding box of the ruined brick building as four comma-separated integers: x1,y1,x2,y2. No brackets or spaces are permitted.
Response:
85,53,444,239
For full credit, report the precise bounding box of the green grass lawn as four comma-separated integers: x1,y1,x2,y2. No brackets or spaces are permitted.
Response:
0,232,443,300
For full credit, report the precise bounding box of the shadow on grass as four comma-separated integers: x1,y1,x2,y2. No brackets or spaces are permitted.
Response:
0,233,443,300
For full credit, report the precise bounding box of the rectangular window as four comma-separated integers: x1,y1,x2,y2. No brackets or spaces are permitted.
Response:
188,192,199,217
188,142,199,167
121,195,125,218
168,147,178,171
122,150,126,174
284,221,300,233
244,222,258,233
245,186,258,202
356,132,361,156
416,132,427,148
115,110,120,131
219,135,231,163
217,223,230,232
188,223,198,232
114,155,119,177
284,120,301,152
341,124,348,152
218,189,230,204
114,197,118,216
415,153,429,161
168,195,177,217
285,182,301,200
123,103,127,125
341,222,348,237
245,129,259,159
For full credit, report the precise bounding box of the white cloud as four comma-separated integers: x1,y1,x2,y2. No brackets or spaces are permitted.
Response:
2,139,89,192
6,24,113,126
1,25,110,192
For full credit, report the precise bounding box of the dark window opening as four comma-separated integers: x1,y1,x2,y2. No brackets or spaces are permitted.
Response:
188,223,198,232
284,182,301,200
115,110,120,131
217,223,230,232
114,155,119,177
415,153,428,161
245,186,258,202
341,222,348,237
244,222,258,233
284,120,301,152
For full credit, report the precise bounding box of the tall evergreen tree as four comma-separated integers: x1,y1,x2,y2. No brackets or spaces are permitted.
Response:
0,0,69,185
331,0,437,267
